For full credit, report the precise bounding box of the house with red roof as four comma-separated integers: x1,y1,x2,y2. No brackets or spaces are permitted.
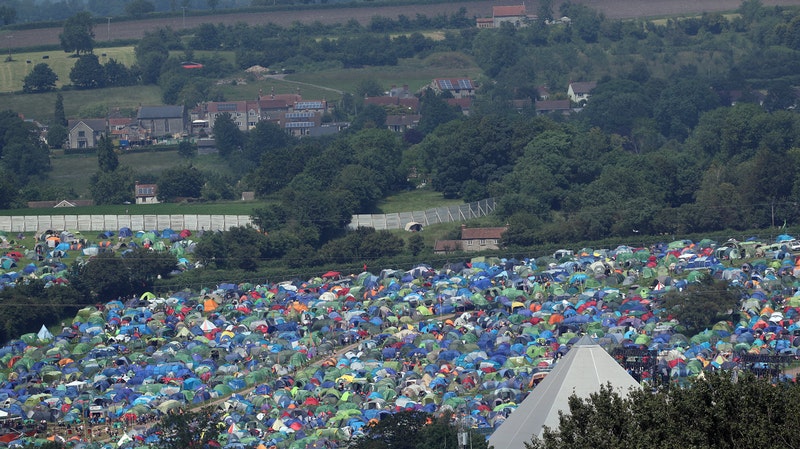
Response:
434,224,508,254
476,4,533,28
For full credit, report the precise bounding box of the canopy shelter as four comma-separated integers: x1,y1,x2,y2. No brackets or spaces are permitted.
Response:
487,336,641,449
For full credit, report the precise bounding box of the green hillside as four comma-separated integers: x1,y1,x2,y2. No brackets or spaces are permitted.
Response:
0,47,137,93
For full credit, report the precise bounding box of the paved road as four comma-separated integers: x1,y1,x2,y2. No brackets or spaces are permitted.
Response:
5,0,800,50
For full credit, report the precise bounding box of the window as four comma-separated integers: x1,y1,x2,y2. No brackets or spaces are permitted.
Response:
480,239,486,245
78,131,85,137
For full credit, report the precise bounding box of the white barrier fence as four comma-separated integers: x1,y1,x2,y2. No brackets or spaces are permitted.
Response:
0,198,496,233
349,198,496,230
0,215,253,233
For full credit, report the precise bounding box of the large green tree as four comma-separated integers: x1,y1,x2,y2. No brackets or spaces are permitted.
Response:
212,112,244,158
96,134,118,172
125,0,154,17
47,125,68,149
70,54,105,88
659,276,741,335
0,5,15,25
89,170,134,205
350,411,489,449
194,226,270,270
103,58,136,87
72,252,133,301
134,29,171,84
157,407,221,449
0,280,81,343
23,63,58,93
59,12,95,56
123,247,178,291
157,165,205,202
54,93,67,126
0,110,51,181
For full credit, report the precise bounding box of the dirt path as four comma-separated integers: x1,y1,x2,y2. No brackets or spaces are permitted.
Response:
5,0,800,50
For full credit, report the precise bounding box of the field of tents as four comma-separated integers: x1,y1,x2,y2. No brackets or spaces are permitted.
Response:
1,229,800,449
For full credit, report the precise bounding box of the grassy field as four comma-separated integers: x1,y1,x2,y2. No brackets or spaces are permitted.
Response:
215,77,343,103
376,188,464,214
0,48,480,121
288,52,481,94
0,85,163,122
0,47,137,93
48,149,236,197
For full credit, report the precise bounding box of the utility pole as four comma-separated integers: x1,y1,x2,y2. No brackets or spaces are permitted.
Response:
457,415,470,449
106,17,111,41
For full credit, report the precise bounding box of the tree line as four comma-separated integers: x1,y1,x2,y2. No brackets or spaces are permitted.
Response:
26,0,800,251
527,372,800,449
7,1,800,286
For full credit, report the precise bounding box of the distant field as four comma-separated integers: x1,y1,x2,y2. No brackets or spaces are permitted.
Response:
0,85,163,122
215,76,344,103
0,47,136,93
287,52,481,94
0,49,480,122
49,150,236,197
377,188,464,214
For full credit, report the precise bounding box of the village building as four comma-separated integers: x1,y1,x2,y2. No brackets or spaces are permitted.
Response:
430,78,476,99
434,224,508,254
134,181,159,205
567,81,598,105
136,105,187,138
67,119,106,149
476,4,533,28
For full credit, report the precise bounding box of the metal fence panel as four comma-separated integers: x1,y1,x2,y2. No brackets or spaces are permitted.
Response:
346,198,495,230
3,201,495,233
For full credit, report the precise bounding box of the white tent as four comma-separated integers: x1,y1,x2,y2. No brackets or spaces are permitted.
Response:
200,319,217,332
37,324,53,341
487,335,641,449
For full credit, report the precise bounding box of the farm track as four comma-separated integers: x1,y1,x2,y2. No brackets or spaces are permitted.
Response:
5,0,800,50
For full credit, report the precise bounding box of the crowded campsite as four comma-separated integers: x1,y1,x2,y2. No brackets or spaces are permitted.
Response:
0,229,798,449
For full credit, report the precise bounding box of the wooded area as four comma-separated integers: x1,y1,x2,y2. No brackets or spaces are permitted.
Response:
3,0,800,293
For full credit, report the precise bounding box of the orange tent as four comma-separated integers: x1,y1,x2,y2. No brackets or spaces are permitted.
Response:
204,297,219,312
548,314,564,325
291,302,308,312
